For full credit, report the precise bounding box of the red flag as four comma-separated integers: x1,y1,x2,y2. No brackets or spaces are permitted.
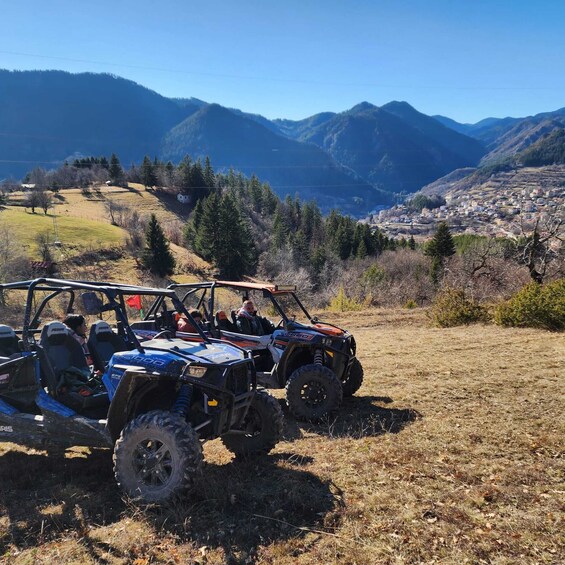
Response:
126,295,142,309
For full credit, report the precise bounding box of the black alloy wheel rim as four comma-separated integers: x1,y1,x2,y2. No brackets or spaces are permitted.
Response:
133,438,174,488
300,379,328,407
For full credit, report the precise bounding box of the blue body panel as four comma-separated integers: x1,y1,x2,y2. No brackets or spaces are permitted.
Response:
36,388,76,417
0,397,18,415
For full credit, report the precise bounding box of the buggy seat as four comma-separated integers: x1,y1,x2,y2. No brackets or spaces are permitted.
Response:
39,321,108,411
216,311,238,333
88,320,128,372
0,324,20,360
40,321,89,377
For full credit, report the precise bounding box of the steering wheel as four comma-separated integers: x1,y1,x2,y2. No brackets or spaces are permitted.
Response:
153,330,173,339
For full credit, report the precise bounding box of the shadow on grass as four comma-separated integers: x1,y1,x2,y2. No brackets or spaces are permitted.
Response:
149,189,191,220
282,395,421,440
0,446,340,561
123,185,142,195
145,454,341,560
0,447,120,553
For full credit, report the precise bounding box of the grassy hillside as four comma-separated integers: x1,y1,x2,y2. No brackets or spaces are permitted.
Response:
0,207,126,257
2,185,210,275
0,310,562,563
8,184,190,224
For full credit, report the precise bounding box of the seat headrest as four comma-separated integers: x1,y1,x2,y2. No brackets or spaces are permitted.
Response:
46,321,69,338
92,320,114,342
0,325,16,339
45,321,70,345
93,320,113,335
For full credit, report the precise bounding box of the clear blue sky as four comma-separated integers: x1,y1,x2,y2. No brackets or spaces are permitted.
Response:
2,0,564,123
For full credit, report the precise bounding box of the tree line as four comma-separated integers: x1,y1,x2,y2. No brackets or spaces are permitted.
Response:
3,152,562,301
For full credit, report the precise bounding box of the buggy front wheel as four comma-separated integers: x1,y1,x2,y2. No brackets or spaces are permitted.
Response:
221,390,283,458
286,364,343,422
341,358,364,396
113,410,203,504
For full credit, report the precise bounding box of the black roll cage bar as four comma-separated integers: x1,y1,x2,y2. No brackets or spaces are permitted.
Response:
0,278,212,351
164,281,316,328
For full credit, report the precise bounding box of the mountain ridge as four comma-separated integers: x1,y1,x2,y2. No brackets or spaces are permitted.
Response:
1,69,562,215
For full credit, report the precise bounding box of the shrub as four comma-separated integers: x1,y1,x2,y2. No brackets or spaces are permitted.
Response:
494,279,565,331
328,286,363,312
403,299,417,309
429,288,488,327
362,264,386,286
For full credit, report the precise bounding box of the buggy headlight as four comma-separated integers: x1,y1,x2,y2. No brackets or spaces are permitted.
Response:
184,364,207,378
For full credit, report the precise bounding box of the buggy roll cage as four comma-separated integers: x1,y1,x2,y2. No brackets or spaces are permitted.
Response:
0,278,212,351
161,280,317,326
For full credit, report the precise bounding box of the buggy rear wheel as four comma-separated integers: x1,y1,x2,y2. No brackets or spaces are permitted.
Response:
221,390,283,458
286,364,343,422
113,410,203,503
341,358,364,397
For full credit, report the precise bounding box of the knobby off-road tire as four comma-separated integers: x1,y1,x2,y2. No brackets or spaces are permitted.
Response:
221,390,284,458
285,364,343,422
341,358,364,397
113,410,203,504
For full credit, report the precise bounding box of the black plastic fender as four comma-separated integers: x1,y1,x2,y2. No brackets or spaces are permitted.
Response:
106,369,178,442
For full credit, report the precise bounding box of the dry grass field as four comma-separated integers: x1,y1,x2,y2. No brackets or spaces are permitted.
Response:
2,185,211,274
0,309,563,564
8,185,189,226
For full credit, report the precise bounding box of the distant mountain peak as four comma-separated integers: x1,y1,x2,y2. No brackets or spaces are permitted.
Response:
348,101,378,114
382,100,417,112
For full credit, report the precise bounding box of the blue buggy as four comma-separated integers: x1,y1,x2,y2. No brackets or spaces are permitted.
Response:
0,278,283,503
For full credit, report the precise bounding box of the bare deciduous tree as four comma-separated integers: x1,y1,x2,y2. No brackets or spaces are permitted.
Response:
37,190,53,215
24,190,42,214
35,231,53,262
515,211,564,283
104,198,125,225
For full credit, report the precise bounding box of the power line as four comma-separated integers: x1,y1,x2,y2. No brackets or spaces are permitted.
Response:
2,50,563,91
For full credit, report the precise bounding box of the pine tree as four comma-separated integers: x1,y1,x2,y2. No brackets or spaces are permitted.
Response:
109,153,124,185
191,160,207,201
194,192,222,261
216,193,257,279
165,161,175,187
140,156,157,188
409,235,416,250
192,193,256,279
425,222,455,283
177,156,193,197
356,238,368,259
271,206,291,250
204,156,215,190
261,183,278,215
249,175,263,212
425,222,456,259
291,229,309,266
141,214,175,277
